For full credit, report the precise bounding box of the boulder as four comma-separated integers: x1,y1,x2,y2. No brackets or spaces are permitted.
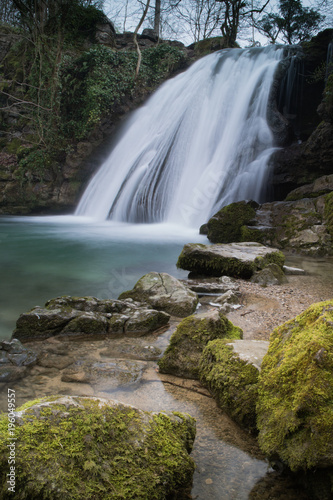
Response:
199,339,268,433
251,263,288,286
158,309,242,379
200,200,259,243
176,242,285,279
0,396,196,499
13,296,170,341
118,272,198,317
257,300,333,471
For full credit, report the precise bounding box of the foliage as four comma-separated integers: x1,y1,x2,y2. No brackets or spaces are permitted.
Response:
257,0,324,44
60,43,185,140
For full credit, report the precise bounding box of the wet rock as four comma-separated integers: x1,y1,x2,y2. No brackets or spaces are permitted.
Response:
118,272,198,317
177,242,285,279
0,339,37,381
158,309,242,379
201,200,259,243
251,263,288,286
257,300,333,471
0,396,196,499
199,339,269,433
13,295,170,341
62,359,146,389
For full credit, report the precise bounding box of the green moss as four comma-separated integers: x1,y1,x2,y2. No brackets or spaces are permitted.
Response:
0,396,196,499
206,200,259,244
158,312,242,379
199,339,259,432
257,300,333,471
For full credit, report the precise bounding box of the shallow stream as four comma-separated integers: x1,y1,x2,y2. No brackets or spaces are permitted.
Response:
1,215,331,499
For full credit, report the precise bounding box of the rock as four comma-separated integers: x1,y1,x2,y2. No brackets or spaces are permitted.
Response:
201,200,259,243
13,296,170,341
118,272,198,317
286,174,333,201
182,275,240,294
257,300,333,471
0,396,196,499
251,263,288,286
140,28,159,42
0,339,37,381
158,309,242,379
177,242,285,279
199,339,269,433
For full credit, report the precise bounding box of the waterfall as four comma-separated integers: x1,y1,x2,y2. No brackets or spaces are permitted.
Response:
76,46,285,227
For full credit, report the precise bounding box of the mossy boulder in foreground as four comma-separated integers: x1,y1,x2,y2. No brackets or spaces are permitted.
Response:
257,300,333,471
199,339,268,433
158,309,242,379
118,272,198,317
176,242,285,279
0,396,196,499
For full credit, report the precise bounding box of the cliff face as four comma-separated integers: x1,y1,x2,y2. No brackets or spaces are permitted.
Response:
270,29,333,200
0,26,192,215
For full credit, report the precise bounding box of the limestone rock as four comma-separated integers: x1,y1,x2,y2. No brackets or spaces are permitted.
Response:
182,275,240,294
199,339,268,433
118,272,198,317
0,396,196,499
177,242,285,279
257,300,333,471
13,296,170,341
158,309,242,379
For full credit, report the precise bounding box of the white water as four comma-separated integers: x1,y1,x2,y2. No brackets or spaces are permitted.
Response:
76,46,284,227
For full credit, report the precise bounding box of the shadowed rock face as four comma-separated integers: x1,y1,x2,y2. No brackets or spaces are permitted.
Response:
176,242,285,279
118,272,198,317
13,295,170,341
0,396,196,499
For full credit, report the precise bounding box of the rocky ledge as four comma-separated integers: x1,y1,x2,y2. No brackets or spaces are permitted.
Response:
176,242,285,279
13,295,170,342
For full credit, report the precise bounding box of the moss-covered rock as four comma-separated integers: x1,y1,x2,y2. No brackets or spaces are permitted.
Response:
199,339,268,433
251,263,287,286
176,242,285,279
13,295,170,341
0,396,196,499
158,309,242,379
118,272,198,317
257,300,333,471
201,200,259,244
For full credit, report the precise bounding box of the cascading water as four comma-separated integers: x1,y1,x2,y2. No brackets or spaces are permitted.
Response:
76,46,285,227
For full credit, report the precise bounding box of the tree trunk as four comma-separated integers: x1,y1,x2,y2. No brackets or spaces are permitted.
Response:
154,0,161,37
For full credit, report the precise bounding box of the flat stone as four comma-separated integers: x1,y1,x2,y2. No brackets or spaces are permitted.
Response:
225,340,269,371
177,242,285,279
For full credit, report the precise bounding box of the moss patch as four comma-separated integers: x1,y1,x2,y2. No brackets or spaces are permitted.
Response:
0,396,196,499
199,340,259,432
205,200,259,244
158,310,242,379
257,300,333,471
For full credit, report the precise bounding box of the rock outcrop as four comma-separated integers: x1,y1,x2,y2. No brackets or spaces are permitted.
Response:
0,339,37,382
0,396,196,499
118,272,198,317
13,296,170,341
177,242,285,279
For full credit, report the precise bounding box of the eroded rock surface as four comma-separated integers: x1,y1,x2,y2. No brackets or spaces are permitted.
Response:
118,272,198,317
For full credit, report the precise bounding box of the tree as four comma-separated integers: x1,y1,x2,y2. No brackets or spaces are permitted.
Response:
257,0,324,44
